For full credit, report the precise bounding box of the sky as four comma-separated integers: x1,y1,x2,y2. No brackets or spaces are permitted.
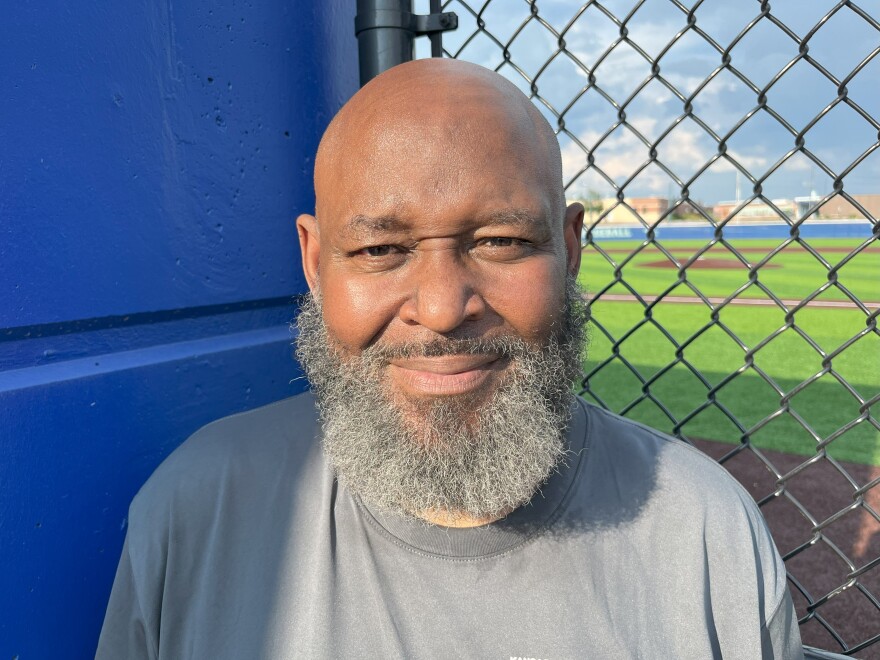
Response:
415,0,880,208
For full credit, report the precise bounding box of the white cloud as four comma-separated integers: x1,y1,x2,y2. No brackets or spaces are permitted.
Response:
447,0,880,202
778,156,812,172
713,151,769,173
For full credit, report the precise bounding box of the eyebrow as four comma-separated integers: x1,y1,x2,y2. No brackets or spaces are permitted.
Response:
483,208,543,228
345,208,542,234
346,214,406,233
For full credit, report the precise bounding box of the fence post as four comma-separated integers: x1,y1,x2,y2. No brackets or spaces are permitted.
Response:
354,0,458,86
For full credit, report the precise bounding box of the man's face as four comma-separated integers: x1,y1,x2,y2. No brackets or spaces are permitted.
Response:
295,68,587,522
299,111,583,413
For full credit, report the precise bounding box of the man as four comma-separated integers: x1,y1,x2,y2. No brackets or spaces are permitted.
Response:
97,59,803,658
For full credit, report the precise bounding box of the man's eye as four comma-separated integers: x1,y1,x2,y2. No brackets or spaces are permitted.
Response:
361,245,396,257
480,237,528,248
474,236,534,260
486,237,515,247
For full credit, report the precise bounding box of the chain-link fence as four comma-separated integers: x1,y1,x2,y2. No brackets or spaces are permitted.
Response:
414,0,880,655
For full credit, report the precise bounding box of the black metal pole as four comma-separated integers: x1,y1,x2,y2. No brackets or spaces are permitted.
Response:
355,0,458,87
428,0,442,57
355,0,415,87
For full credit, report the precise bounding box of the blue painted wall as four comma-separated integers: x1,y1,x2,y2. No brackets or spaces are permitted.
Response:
0,2,358,657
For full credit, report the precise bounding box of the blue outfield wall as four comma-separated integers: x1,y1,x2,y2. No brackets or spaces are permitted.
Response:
0,2,358,658
588,219,876,242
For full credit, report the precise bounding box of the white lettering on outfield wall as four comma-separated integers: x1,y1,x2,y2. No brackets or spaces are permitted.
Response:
591,227,633,239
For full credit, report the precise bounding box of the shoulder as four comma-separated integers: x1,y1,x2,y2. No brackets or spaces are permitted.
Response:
129,391,322,529
580,399,756,510
111,392,328,652
577,399,782,571
572,400,800,654
578,398,787,602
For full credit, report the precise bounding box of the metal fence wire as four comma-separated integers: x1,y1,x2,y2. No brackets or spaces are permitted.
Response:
413,0,880,654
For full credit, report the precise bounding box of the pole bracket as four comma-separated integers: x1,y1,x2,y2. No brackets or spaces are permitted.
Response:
355,10,458,38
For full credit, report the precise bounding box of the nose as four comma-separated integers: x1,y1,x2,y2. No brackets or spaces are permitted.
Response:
398,253,486,334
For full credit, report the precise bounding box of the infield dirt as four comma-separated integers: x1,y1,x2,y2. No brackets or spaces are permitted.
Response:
695,438,880,657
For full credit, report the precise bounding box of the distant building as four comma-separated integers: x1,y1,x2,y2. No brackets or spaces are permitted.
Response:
794,192,823,219
569,192,880,225
594,197,669,224
713,193,879,222
814,193,880,220
712,199,796,222
565,196,712,224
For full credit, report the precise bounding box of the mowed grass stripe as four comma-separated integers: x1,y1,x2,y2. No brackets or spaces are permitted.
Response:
579,237,880,303
580,300,880,465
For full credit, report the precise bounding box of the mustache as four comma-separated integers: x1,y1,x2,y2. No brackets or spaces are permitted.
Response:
364,335,528,361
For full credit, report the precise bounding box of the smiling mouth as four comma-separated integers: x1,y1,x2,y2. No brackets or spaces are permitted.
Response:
387,354,506,397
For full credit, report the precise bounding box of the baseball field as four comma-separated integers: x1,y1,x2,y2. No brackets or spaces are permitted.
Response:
578,236,880,465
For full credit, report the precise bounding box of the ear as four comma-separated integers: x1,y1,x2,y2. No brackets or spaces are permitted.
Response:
296,214,320,292
563,202,584,277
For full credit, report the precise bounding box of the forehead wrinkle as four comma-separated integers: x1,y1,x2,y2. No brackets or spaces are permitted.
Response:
345,208,546,237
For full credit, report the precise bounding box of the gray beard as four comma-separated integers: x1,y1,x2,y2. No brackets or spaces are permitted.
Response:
294,278,588,522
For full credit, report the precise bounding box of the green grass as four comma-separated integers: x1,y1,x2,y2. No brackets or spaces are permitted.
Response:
580,237,880,303
577,238,880,464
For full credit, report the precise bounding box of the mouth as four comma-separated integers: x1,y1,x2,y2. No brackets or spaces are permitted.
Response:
387,354,506,397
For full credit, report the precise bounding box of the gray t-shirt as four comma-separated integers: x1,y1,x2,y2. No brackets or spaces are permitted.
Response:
96,393,803,659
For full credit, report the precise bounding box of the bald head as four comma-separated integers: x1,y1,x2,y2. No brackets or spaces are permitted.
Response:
296,58,585,358
314,59,564,222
